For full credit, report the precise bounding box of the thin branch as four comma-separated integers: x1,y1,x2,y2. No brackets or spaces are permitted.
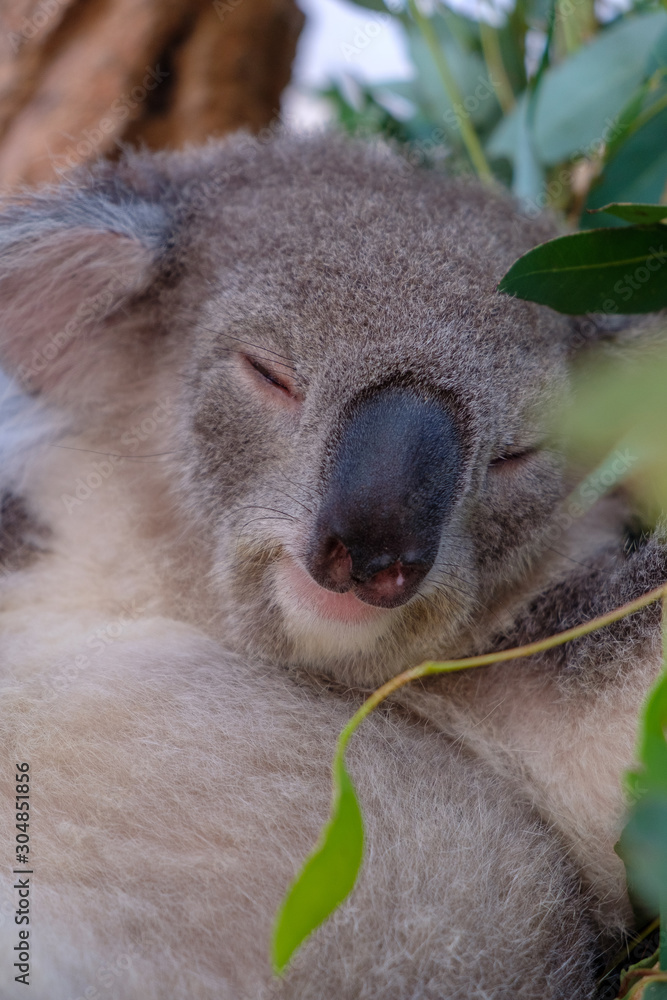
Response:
409,0,493,182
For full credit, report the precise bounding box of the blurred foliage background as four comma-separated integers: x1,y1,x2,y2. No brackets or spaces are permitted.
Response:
314,0,667,227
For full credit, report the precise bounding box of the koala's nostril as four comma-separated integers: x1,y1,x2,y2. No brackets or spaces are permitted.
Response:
310,534,433,608
357,558,430,608
319,536,354,590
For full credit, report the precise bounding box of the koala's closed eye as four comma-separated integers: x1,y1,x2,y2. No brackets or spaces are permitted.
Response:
489,444,542,469
240,352,301,404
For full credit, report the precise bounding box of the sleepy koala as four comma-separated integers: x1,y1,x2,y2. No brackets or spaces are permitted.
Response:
0,132,663,998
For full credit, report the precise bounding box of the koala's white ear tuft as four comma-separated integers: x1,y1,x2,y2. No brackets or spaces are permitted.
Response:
0,187,168,398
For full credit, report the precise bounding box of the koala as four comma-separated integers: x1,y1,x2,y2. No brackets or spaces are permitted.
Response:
0,132,663,998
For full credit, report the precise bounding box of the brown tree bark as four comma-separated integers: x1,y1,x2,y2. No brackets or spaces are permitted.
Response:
0,0,304,187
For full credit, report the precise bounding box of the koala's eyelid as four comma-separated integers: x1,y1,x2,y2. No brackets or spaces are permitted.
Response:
242,353,298,399
490,444,541,467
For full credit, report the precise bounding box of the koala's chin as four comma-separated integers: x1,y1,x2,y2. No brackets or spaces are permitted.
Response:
274,555,394,647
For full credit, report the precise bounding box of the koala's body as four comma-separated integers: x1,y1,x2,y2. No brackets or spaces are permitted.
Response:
0,133,663,998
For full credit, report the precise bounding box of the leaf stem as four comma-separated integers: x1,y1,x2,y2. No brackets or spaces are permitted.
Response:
275,582,667,971
341,582,667,756
409,0,493,182
479,21,515,113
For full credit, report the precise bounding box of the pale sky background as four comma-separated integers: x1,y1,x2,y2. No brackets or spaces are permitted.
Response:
284,0,414,125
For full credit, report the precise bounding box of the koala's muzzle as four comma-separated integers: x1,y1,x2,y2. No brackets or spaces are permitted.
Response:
307,388,461,609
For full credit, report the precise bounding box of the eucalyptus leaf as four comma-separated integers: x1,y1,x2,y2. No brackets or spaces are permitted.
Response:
588,203,667,224
621,660,667,918
406,16,499,135
645,22,667,76
644,982,667,999
559,347,667,517
628,669,667,802
583,102,667,226
487,11,667,166
512,96,545,200
618,795,667,915
498,225,667,313
271,753,364,974
603,77,652,166
531,11,667,165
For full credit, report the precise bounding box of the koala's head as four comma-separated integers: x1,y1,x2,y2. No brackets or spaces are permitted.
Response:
0,134,588,684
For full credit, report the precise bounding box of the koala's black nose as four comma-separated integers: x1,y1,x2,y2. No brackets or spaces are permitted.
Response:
307,387,461,609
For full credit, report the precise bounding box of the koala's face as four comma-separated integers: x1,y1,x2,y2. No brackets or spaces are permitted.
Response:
0,135,576,684
163,139,574,682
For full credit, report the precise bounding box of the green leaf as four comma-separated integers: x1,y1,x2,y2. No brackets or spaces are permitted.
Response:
587,203,667,224
497,225,667,313
645,23,667,77
603,77,653,167
628,669,667,802
487,11,667,167
583,100,667,226
512,96,545,200
406,18,498,134
559,347,667,519
644,982,667,999
618,604,667,923
271,752,364,974
618,795,667,914
532,11,667,166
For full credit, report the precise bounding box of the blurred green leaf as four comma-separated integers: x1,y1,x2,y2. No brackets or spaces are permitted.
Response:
513,97,546,199
560,346,667,524
583,99,667,225
603,77,654,166
320,80,414,142
620,662,667,920
619,796,667,916
488,11,667,167
533,11,667,165
406,16,500,137
644,981,667,999
588,203,667,223
645,23,667,76
271,753,364,974
498,225,667,313
629,669,667,802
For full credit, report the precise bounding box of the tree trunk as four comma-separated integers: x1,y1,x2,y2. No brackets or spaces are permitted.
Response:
0,0,304,187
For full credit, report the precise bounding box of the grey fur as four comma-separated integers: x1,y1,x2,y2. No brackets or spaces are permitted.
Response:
0,132,662,998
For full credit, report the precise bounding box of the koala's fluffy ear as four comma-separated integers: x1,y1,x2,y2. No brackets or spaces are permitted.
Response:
0,184,168,400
